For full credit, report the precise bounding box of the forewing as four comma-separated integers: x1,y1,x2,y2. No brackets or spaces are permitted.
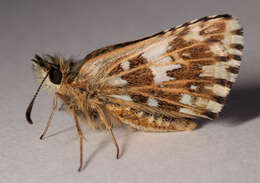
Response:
78,14,243,130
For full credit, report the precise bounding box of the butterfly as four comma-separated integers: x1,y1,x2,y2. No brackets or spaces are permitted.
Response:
26,14,243,171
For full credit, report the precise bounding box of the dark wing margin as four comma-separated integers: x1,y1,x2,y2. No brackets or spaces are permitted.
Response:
84,31,165,61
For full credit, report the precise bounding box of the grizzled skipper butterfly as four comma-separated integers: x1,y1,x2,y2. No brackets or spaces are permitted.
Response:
26,14,243,171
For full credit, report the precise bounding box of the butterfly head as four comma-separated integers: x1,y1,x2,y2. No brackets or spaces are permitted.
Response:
32,54,64,91
26,54,66,124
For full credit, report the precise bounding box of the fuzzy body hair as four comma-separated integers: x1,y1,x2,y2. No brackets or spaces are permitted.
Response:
32,55,121,130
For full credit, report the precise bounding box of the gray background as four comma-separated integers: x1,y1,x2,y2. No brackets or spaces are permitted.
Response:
0,0,259,183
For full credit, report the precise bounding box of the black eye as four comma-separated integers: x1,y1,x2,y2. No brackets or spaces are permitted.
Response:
49,68,62,84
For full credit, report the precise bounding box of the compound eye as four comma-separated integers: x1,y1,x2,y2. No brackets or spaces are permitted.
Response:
49,68,62,85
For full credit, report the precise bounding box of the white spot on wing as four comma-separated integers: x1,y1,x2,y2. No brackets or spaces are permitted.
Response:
142,41,169,61
207,100,223,113
227,59,240,68
199,65,215,77
228,73,237,82
180,108,196,115
209,44,228,56
157,56,172,64
183,26,204,41
231,35,243,44
121,61,130,70
111,95,132,101
230,48,242,56
108,77,128,86
147,98,158,107
199,63,238,82
182,52,191,57
229,18,241,31
205,84,230,97
150,64,181,84
190,85,197,90
180,94,193,105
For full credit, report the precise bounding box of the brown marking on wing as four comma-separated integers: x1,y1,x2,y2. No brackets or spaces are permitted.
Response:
215,79,233,88
226,66,240,74
168,37,196,52
158,81,215,96
206,35,225,43
199,22,226,35
231,28,243,36
215,56,230,62
118,56,154,103
121,56,154,86
178,44,213,60
130,94,148,104
157,101,180,112
109,64,124,76
231,54,242,61
166,62,205,80
230,43,244,51
175,26,190,37
159,79,212,92
106,103,197,131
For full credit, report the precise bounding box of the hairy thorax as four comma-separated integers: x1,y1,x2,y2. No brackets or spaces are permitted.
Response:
57,78,121,129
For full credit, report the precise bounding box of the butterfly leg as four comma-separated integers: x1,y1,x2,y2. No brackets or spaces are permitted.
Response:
96,105,120,159
40,95,57,139
71,107,84,172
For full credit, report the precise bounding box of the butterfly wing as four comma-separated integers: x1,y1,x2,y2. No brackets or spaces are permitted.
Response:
78,14,243,131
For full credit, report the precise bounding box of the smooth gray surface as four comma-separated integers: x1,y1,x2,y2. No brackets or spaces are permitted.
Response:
0,0,259,183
